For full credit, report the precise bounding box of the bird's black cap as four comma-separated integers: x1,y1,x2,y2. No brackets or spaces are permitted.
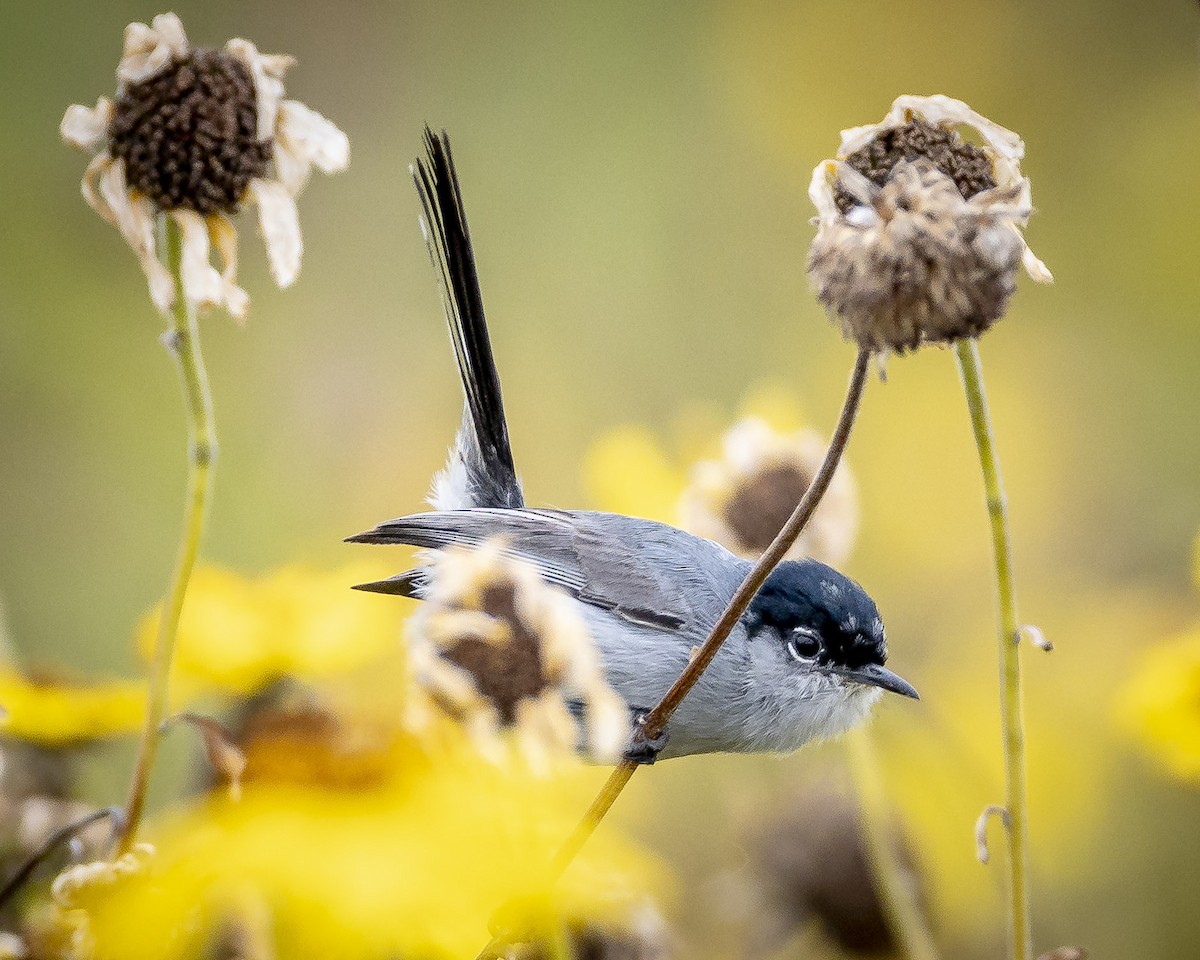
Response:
745,559,889,672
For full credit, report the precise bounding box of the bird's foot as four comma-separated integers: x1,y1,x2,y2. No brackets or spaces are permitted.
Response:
624,709,669,765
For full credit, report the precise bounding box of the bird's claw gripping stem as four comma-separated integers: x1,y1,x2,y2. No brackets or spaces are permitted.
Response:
624,709,669,765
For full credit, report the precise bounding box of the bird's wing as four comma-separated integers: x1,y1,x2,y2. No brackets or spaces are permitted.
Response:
349,509,745,635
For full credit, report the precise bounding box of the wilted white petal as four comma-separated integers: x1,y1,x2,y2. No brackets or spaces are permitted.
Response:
272,137,311,196
892,94,1025,161
808,159,841,225
834,161,881,209
1020,241,1054,284
248,179,302,288
277,100,350,179
171,210,224,310
208,214,250,321
149,13,189,54
225,38,294,140
119,14,190,85
60,97,112,151
81,152,118,224
98,160,174,311
723,418,775,472
838,121,889,158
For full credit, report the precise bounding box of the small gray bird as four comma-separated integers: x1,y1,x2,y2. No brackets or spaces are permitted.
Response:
349,129,917,761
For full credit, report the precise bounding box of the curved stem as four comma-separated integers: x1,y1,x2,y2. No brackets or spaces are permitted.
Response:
954,338,1030,960
115,216,217,854
845,727,939,960
562,349,870,867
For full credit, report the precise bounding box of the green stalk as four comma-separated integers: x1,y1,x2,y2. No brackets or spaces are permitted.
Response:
116,215,217,853
845,727,939,960
953,338,1030,960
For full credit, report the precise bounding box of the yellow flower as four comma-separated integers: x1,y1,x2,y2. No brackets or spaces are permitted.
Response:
82,743,666,960
1118,626,1200,781
1119,540,1200,783
60,13,348,319
584,384,858,565
136,562,406,696
0,671,144,747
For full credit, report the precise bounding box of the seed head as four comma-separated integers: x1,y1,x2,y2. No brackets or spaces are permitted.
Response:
680,417,858,566
60,13,348,319
808,95,1052,355
108,49,271,216
410,541,631,768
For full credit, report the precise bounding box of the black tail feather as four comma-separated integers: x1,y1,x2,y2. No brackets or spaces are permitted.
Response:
413,128,524,510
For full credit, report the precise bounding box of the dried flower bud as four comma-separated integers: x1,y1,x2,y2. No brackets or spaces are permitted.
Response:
808,95,1052,355
162,712,246,800
411,541,630,767
679,417,857,565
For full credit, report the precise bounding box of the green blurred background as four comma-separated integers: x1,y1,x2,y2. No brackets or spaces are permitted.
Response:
3,0,1200,956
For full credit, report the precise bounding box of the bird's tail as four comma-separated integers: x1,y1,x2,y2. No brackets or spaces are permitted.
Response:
413,127,524,510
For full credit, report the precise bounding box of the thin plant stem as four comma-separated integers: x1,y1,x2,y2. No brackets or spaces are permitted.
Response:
845,727,939,960
476,350,872,960
560,348,871,868
0,807,122,910
953,338,1030,960
116,216,218,854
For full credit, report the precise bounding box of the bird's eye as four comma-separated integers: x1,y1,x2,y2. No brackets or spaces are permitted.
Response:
786,628,822,662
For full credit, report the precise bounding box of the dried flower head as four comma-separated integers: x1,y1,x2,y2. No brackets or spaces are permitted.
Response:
808,95,1052,355
60,13,348,319
679,417,857,565
410,540,630,767
745,786,925,956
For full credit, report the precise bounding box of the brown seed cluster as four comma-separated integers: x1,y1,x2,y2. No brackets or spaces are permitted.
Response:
108,49,271,214
810,160,1024,353
440,578,549,723
721,462,812,554
835,116,996,211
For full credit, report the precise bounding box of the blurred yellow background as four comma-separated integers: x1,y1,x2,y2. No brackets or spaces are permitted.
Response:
2,1,1199,957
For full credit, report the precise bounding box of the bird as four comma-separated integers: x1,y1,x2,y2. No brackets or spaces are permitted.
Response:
348,128,918,762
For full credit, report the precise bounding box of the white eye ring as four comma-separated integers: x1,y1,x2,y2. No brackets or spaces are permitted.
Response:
786,628,822,663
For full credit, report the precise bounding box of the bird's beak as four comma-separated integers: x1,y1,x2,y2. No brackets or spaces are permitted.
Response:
836,663,920,700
